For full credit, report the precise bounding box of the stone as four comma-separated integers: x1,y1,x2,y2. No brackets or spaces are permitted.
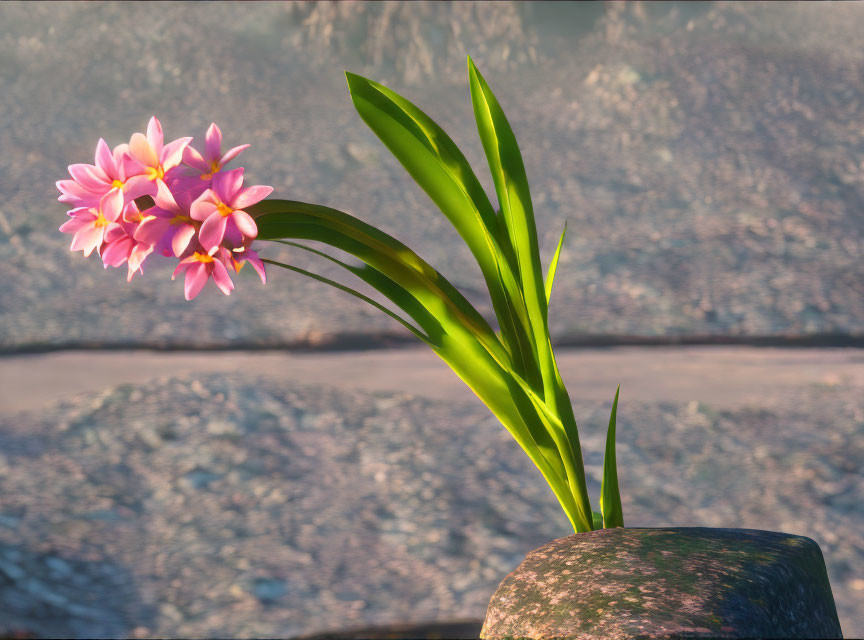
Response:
481,527,842,640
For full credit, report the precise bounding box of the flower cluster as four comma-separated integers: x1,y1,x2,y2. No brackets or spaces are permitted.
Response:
58,117,272,299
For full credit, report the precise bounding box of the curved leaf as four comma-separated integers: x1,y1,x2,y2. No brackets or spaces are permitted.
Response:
600,384,624,528
252,202,572,506
261,256,434,347
345,71,542,391
545,221,568,306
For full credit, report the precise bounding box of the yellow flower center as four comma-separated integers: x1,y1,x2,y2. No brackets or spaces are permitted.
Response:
144,165,165,181
94,211,109,228
216,202,233,217
170,214,192,226
127,211,145,223
200,161,221,181
193,252,215,263
111,179,124,189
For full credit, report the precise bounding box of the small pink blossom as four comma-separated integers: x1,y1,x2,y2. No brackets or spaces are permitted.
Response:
101,205,155,281
126,116,192,197
56,139,151,208
170,123,250,200
190,168,272,254
59,189,125,257
172,245,235,300
229,247,267,285
134,180,198,257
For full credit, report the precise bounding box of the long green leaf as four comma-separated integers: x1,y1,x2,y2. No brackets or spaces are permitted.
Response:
467,59,595,530
468,58,565,429
261,250,586,531
545,221,568,306
261,256,435,347
250,200,506,364
468,56,547,328
269,239,443,345
251,201,571,493
345,72,542,392
600,384,624,528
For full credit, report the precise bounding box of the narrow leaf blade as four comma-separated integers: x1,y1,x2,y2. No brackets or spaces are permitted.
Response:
545,221,567,305
600,385,624,529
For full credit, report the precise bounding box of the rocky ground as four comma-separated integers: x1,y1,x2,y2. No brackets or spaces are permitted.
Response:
2,2,864,349
0,374,860,638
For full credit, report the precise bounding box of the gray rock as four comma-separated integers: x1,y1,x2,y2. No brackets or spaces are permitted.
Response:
481,527,843,639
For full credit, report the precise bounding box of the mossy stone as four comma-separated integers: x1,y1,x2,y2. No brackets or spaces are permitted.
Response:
481,527,842,639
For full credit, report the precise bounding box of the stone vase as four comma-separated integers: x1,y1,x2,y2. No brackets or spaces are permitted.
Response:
481,527,842,640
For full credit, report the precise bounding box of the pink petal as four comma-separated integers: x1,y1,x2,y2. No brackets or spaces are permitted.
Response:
231,209,258,239
122,151,147,178
134,216,170,245
153,179,180,213
183,145,209,172
113,143,130,173
213,168,244,203
146,117,164,155
102,236,132,267
172,256,195,279
94,139,118,178
123,175,157,200
127,243,153,279
57,179,100,199
59,217,87,234
161,137,193,170
68,163,109,191
241,250,266,284
198,213,228,253
221,218,244,250
184,263,210,300
190,191,218,221
232,185,273,210
211,259,234,296
129,132,158,167
103,224,127,244
219,144,250,167
172,224,196,257
71,226,104,257
205,123,222,163
100,189,125,222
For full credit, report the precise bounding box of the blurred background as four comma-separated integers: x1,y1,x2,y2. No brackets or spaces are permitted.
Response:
0,2,861,638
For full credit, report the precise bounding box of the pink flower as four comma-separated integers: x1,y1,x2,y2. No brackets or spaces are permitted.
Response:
101,206,155,281
172,245,235,300
134,180,198,257
229,247,267,285
170,123,249,200
126,116,192,197
190,168,272,254
56,139,151,208
59,189,125,257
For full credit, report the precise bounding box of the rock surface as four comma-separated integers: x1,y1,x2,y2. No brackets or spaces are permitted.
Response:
0,374,860,638
481,527,842,640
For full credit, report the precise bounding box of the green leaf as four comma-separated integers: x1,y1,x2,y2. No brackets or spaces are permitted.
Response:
268,239,442,345
344,71,541,392
261,256,435,348
545,221,568,306
600,385,624,529
467,57,566,433
592,510,603,530
251,201,577,517
250,199,506,362
467,58,595,531
468,55,547,329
